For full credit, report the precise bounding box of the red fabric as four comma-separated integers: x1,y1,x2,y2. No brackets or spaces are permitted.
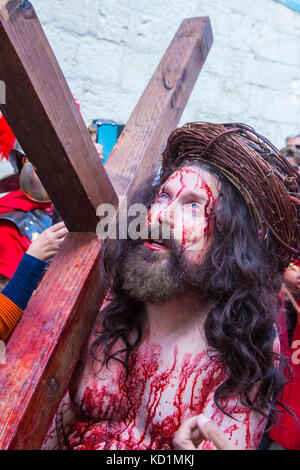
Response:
269,304,300,449
0,190,52,214
0,190,52,278
0,115,15,160
0,223,31,278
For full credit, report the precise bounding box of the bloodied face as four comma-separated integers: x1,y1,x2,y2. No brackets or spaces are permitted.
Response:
120,166,220,303
148,166,219,260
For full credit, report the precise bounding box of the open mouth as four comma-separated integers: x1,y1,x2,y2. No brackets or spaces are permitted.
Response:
145,239,169,251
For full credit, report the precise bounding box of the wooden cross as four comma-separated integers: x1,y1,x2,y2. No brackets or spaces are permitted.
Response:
0,0,213,449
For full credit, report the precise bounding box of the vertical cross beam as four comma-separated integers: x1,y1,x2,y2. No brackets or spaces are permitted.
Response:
0,0,117,231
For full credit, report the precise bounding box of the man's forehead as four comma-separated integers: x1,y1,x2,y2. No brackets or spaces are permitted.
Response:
162,166,219,195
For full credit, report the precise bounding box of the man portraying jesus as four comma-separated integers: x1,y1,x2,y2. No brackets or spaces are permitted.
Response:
43,122,300,450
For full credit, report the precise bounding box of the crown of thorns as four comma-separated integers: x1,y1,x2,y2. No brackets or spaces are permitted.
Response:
161,122,300,269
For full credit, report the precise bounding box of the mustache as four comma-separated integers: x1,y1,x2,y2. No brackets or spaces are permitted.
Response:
130,223,183,254
128,228,187,275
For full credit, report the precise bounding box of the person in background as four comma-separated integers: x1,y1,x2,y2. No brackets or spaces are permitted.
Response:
277,141,300,348
266,136,300,450
0,221,68,342
0,145,53,289
286,135,300,149
88,122,103,161
280,136,300,171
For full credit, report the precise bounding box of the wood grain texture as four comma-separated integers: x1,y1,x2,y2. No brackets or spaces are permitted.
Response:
0,0,118,231
0,172,19,193
105,17,213,197
0,233,105,449
0,7,213,449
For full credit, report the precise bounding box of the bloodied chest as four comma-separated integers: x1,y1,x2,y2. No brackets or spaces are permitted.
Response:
64,341,224,450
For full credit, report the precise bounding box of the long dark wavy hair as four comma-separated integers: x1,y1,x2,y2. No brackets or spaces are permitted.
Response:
91,159,293,427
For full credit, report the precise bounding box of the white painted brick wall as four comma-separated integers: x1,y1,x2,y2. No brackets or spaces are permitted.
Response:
1,0,300,177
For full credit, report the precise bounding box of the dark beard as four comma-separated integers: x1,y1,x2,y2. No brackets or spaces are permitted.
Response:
120,236,209,304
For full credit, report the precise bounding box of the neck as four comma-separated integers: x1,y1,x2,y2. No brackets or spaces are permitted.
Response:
143,293,210,342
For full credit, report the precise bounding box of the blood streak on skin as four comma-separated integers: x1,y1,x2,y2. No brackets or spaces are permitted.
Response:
153,168,216,250
64,343,226,450
209,399,255,450
225,424,239,440
138,345,179,446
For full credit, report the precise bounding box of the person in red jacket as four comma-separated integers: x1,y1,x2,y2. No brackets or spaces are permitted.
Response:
266,141,300,450
0,113,53,288
0,186,53,282
0,221,68,342
268,262,300,450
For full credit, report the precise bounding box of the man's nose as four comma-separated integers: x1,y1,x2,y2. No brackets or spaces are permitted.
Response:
157,202,176,230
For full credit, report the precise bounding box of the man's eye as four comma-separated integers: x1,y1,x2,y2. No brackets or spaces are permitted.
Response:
157,193,168,202
189,202,201,211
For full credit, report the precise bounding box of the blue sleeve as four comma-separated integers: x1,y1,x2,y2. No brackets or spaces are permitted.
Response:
2,253,46,310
